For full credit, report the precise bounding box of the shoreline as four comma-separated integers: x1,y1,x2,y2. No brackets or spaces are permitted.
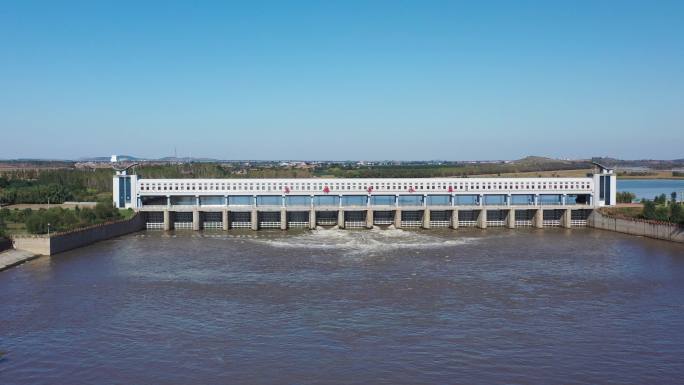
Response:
0,249,39,272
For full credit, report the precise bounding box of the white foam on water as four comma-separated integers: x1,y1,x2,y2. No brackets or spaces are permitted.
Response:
249,227,476,257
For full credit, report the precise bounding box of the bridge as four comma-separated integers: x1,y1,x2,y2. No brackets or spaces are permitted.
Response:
113,168,616,231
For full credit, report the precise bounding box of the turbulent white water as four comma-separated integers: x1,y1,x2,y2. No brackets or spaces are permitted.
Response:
138,228,478,257
252,227,476,256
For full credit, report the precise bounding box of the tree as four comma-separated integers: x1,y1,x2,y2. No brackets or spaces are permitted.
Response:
616,191,636,203
654,194,667,205
672,191,678,204
643,200,657,220
94,202,121,221
654,206,670,221
0,215,6,237
25,214,48,234
671,203,684,224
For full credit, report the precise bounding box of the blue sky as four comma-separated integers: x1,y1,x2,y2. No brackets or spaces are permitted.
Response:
1,0,682,160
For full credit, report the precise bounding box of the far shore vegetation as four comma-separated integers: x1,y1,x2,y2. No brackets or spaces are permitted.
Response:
607,192,684,225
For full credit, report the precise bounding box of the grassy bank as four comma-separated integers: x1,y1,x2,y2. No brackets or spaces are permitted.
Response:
602,201,684,225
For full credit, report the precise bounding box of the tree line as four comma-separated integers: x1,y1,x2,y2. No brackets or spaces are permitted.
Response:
0,169,114,205
641,193,683,225
0,203,128,235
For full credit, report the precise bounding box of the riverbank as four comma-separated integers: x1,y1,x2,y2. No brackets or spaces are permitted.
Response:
0,249,39,271
589,209,684,243
11,213,145,255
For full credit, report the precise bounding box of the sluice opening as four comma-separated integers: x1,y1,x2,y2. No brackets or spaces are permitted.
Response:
345,211,366,228
145,211,164,230
315,211,337,226
458,210,478,227
543,209,564,227
231,211,252,229
373,211,394,226
515,209,535,227
401,210,423,228
429,210,451,227
486,209,507,227
288,211,310,228
174,211,193,230
258,211,281,229
202,212,223,229
571,209,592,227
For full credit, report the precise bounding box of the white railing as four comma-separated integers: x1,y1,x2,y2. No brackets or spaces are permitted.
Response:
401,221,422,227
487,220,506,227
374,219,394,225
459,220,477,227
543,220,560,227
345,221,366,228
430,221,450,227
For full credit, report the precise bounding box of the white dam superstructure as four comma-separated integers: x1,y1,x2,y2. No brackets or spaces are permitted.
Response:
114,166,616,230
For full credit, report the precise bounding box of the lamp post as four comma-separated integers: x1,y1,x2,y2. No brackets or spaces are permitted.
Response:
47,222,51,237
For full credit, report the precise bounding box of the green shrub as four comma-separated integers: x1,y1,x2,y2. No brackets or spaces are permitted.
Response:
654,194,668,205
671,203,684,225
616,191,636,203
643,201,656,219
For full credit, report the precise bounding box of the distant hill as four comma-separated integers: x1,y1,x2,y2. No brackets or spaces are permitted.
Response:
514,156,578,165
592,157,684,170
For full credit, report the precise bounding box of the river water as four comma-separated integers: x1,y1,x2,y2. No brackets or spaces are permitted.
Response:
617,179,684,201
1,228,684,384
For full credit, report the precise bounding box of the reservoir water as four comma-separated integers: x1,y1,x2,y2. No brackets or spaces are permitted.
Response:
1,229,684,384
617,179,684,201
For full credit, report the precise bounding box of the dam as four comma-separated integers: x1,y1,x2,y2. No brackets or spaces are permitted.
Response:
113,165,617,231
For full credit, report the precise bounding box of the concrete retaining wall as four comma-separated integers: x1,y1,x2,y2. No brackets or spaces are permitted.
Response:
11,237,50,255
11,214,145,255
588,210,684,243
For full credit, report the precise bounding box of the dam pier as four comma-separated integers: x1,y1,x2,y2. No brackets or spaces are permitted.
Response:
113,165,616,231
